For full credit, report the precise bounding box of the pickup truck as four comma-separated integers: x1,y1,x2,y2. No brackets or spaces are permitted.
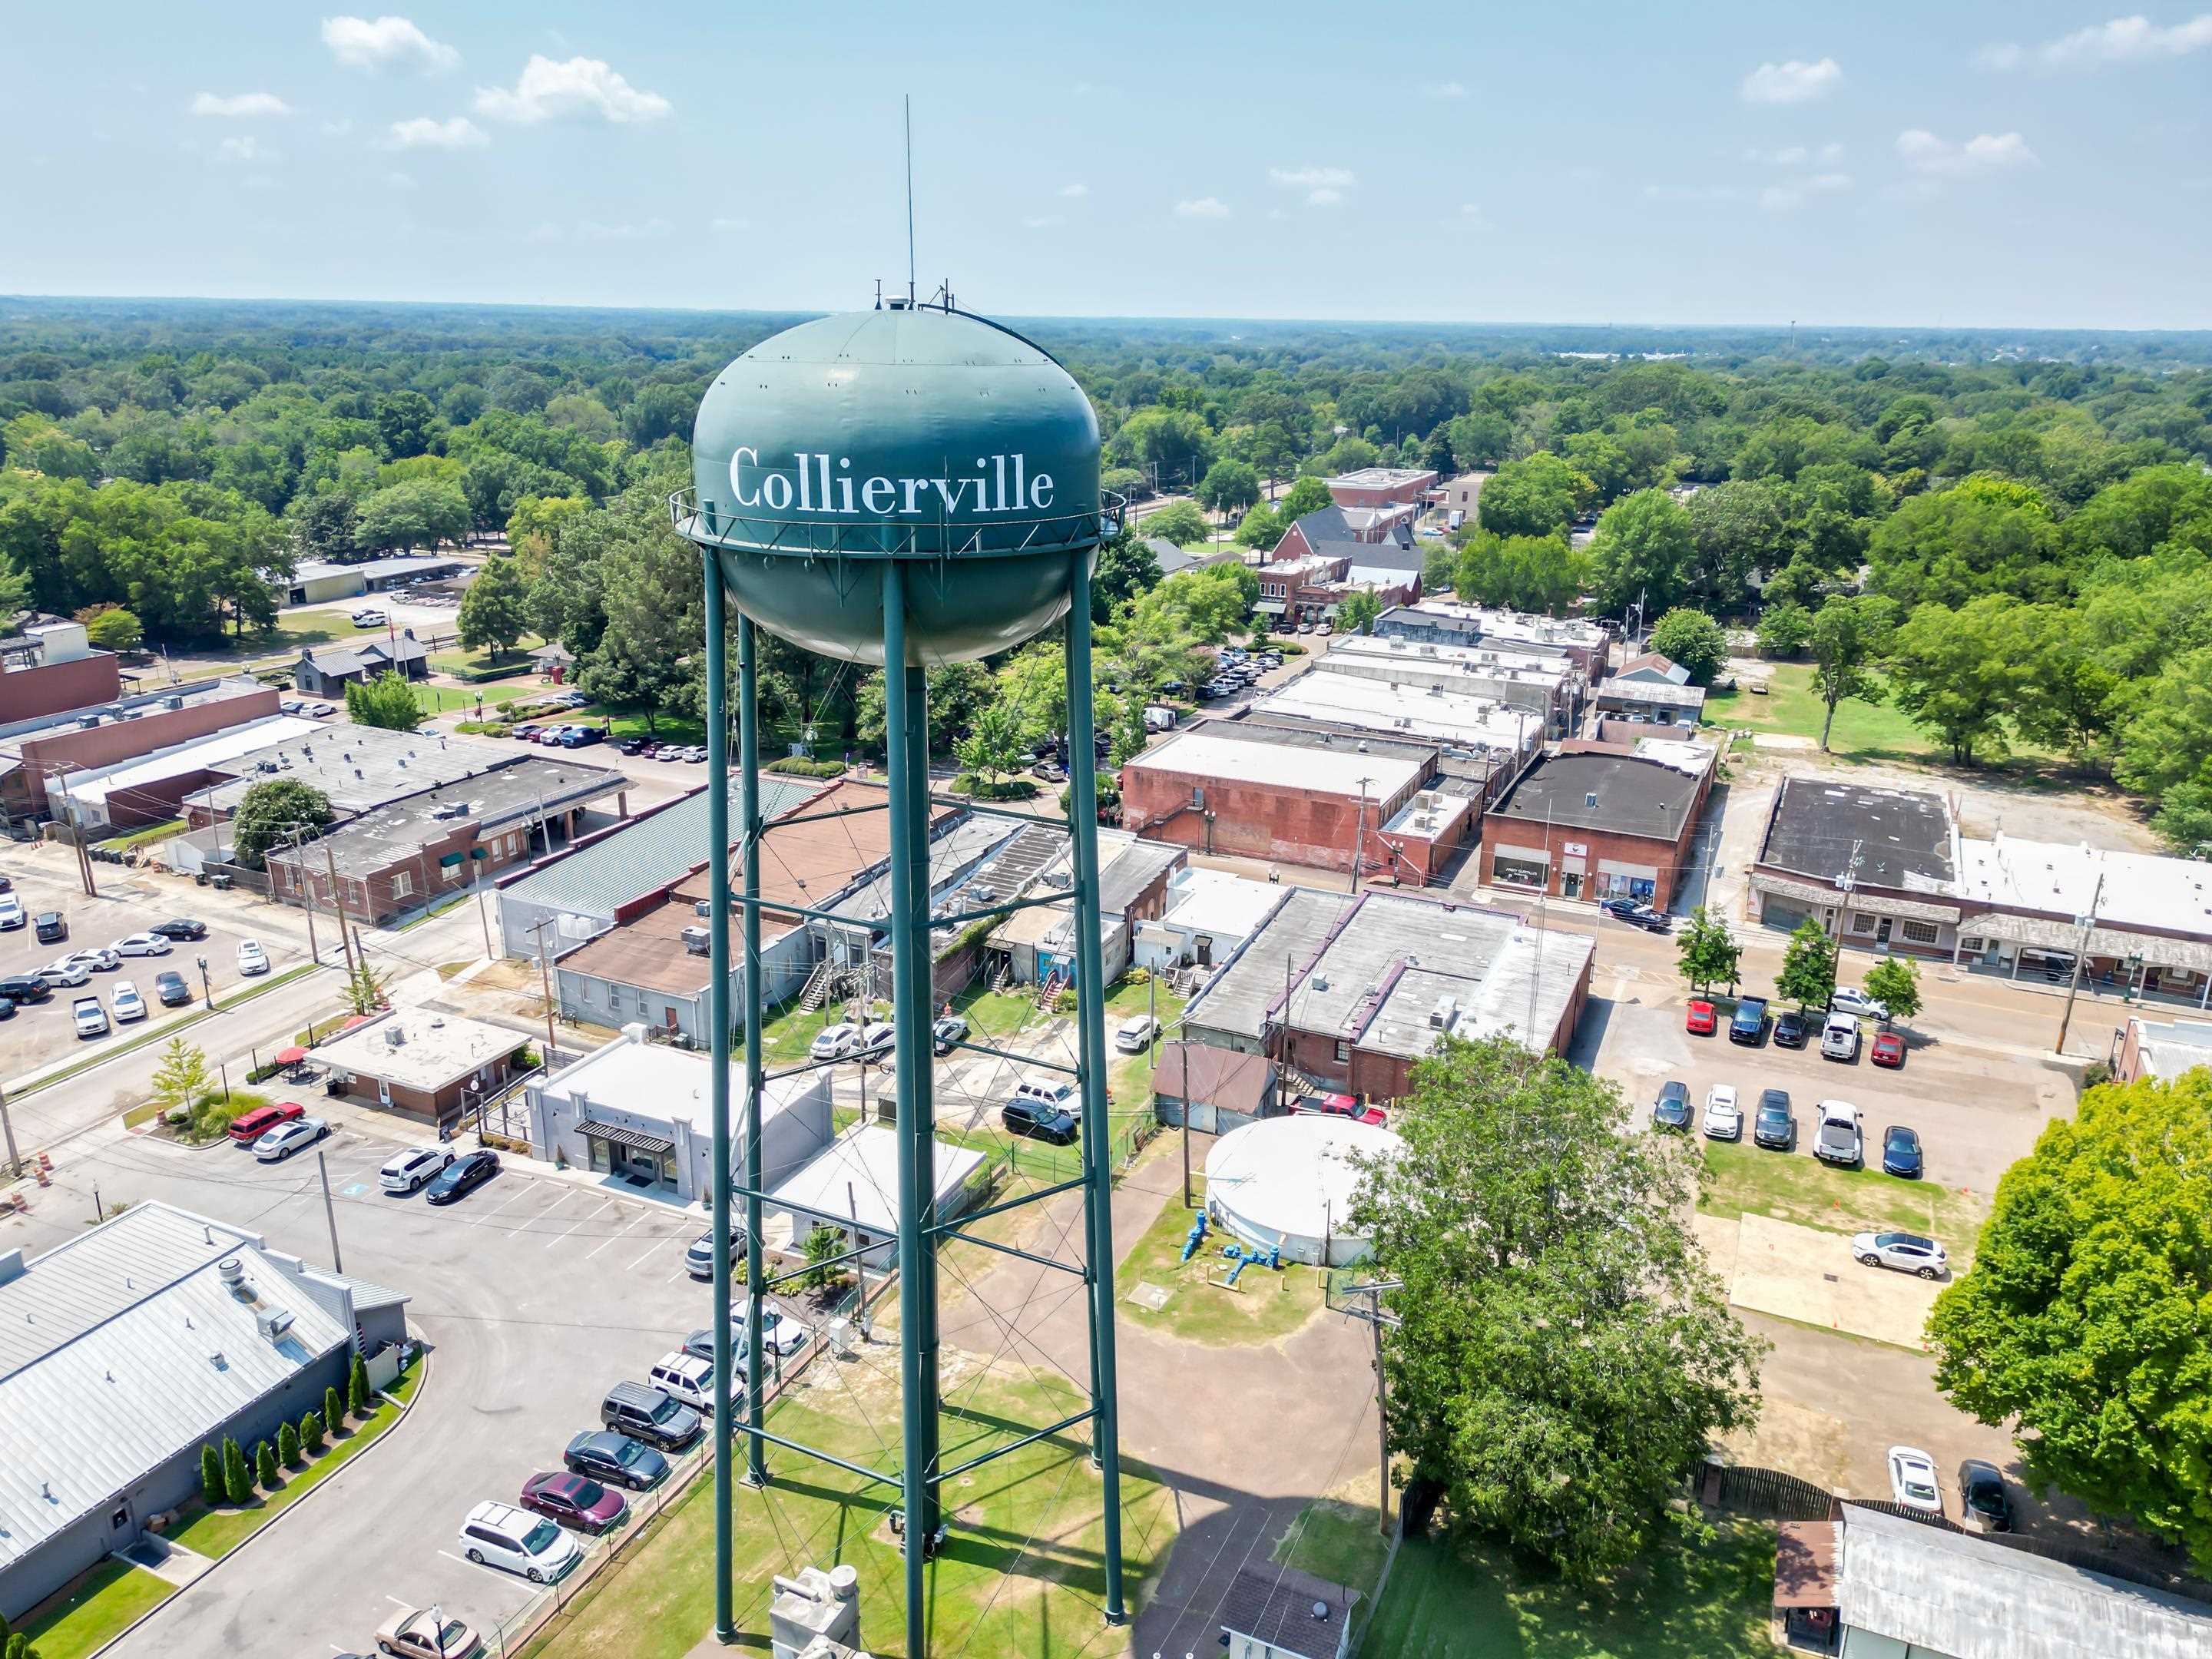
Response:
1729,996,1770,1045
71,995,110,1038
1814,1100,1863,1167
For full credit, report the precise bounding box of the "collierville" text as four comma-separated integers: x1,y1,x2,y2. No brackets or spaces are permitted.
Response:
727,449,1056,517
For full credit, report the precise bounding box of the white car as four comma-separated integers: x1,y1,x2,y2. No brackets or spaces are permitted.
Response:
808,1022,863,1062
39,958,93,988
253,1116,328,1161
459,1500,582,1584
61,947,120,973
237,939,270,976
1830,986,1891,1022
110,980,146,1022
1012,1078,1081,1124
111,932,173,957
379,1145,455,1194
1700,1084,1742,1141
1114,1015,1160,1053
727,1298,813,1356
1853,1230,1949,1280
1887,1446,1944,1515
71,996,109,1038
351,608,387,627
858,1021,895,1058
0,894,22,929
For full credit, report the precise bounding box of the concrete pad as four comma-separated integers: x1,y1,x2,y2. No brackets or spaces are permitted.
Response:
1694,1210,1742,1282
1721,1214,1943,1350
1751,733,1816,750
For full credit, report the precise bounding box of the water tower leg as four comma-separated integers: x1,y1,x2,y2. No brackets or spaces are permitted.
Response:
740,614,769,1489
1064,554,1128,1625
704,559,737,1644
899,644,943,1521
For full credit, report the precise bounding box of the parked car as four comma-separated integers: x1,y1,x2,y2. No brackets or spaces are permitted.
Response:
150,917,207,940
1772,1008,1809,1048
424,1148,501,1204
61,946,120,974
39,959,92,988
1870,1030,1906,1069
1887,1449,1943,1515
228,1102,310,1147
1820,1011,1860,1062
858,1020,896,1058
1813,1101,1863,1166
375,1604,484,1659
1880,1125,1924,1180
1599,897,1644,922
380,1145,456,1194
1956,1459,2014,1532
1624,904,1673,934
112,932,174,957
0,895,24,930
153,969,192,1006
1684,1000,1717,1035
600,1381,702,1450
1029,760,1066,783
351,608,387,627
1651,1080,1692,1131
1114,1015,1159,1053
809,1022,863,1062
0,975,53,1005
1010,1078,1081,1123
1296,1091,1388,1127
563,1429,668,1492
1002,1097,1078,1145
1753,1089,1795,1150
458,1500,582,1584
512,724,544,741
253,1116,329,1162
34,911,67,944
690,1309,810,1363
520,1471,628,1535
0,996,14,1021
71,996,109,1038
558,727,603,747
930,1013,969,1055
110,980,145,1022
647,1352,717,1412
1729,996,1769,1045
1830,986,1890,1022
618,737,648,755
237,938,270,976
685,1224,744,1281
1701,1084,1742,1141
1855,1230,1947,1278
682,746,708,763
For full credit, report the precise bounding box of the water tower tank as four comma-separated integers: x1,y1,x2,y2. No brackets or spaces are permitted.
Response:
681,305,1109,666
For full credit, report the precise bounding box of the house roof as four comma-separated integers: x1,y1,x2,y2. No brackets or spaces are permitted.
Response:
1955,833,2212,940
1098,836,1184,916
768,1124,985,1236
1617,651,1690,684
298,635,429,677
291,555,466,584
200,724,525,817
313,1007,530,1092
1218,1565,1359,1659
1594,677,1706,710
555,893,797,998
535,1031,832,1141
1288,505,1416,558
1488,750,1700,841
1760,777,1956,892
1151,1042,1276,1114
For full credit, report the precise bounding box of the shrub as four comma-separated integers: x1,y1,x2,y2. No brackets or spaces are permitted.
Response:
301,1409,325,1455
200,1442,224,1505
1053,988,1078,1013
222,1436,252,1505
277,1422,301,1465
512,1046,541,1071
326,1383,346,1431
482,721,511,738
254,1440,278,1489
767,755,845,778
348,1353,371,1415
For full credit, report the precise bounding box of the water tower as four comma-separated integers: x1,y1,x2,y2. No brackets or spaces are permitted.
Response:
673,299,1128,1651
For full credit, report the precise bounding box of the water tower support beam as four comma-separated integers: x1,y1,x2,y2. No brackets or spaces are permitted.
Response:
740,614,769,1490
1064,551,1128,1625
704,557,737,1645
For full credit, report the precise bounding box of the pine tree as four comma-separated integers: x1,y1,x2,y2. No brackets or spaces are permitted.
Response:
301,1410,326,1455
200,1442,224,1505
254,1440,278,1490
222,1436,252,1505
325,1383,345,1431
277,1422,301,1465
348,1353,371,1415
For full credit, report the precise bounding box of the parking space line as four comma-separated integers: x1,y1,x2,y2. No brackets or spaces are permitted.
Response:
630,1233,675,1272
583,1208,649,1261
546,1196,615,1249
464,1181,538,1228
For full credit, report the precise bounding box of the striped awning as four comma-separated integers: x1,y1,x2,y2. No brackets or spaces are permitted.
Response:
575,1118,675,1154
1254,600,1287,614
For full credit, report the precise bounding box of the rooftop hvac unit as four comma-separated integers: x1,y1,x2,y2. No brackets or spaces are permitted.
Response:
1429,993,1459,1030
255,1306,294,1342
384,1026,406,1048
164,696,185,710
681,925,710,955
78,714,101,729
1585,792,1598,808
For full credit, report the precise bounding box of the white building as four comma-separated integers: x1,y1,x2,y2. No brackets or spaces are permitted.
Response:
1134,866,1292,975
767,1124,991,1270
1250,667,1541,761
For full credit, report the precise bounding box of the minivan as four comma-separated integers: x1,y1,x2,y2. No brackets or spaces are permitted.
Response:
600,1381,702,1450
647,1352,717,1412
1820,1012,1860,1062
457,1500,583,1584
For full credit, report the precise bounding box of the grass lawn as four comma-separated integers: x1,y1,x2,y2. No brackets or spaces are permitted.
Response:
759,998,892,1065
1699,1139,1988,1260
1114,1177,1324,1346
415,682,540,714
598,709,709,747
1275,1496,1392,1599
428,637,541,678
1357,1516,1779,1659
97,816,186,853
522,1365,1174,1659
14,1557,176,1659
1705,662,1936,764
167,1367,419,1559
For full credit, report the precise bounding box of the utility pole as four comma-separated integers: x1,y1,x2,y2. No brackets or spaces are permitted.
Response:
0,1082,21,1180
324,843,357,983
1177,1020,1194,1209
64,798,98,899
2055,870,2106,1056
528,917,559,1062
1351,776,1373,896
1331,1277,1403,1538
316,1147,344,1273
288,829,320,966
472,857,493,958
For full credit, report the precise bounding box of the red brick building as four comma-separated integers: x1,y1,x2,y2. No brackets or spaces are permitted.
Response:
1479,741,1716,909
0,680,282,823
1325,467,1439,511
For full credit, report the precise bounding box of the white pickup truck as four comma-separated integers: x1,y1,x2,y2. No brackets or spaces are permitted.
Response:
71,995,110,1039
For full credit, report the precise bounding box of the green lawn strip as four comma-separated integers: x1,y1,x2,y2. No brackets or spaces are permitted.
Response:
389,888,477,932
1704,662,1936,763
13,1556,176,1659
520,1369,1174,1659
1698,1139,1987,1261
97,817,187,853
1357,1516,1779,1659
166,1368,419,1559
1273,1498,1392,1600
1114,1176,1323,1346
415,682,538,714
15,962,325,1101
758,998,891,1065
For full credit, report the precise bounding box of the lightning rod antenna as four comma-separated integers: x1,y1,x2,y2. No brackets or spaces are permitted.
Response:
904,96,916,308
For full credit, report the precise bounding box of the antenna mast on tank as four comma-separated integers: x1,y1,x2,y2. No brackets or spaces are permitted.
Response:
904,95,917,308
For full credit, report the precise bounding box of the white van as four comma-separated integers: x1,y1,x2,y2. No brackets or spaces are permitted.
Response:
1143,705,1177,733
647,1352,717,1412
1820,1011,1860,1062
458,1500,583,1583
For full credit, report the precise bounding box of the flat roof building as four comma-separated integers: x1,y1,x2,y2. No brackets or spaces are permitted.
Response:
1374,602,1610,680
1750,779,1967,957
49,713,324,829
767,1124,992,1270
285,554,469,607
313,1007,533,1128
196,725,531,819
1326,465,1439,510
1482,743,1716,909
1134,866,1293,977
4,677,284,826
1248,667,1540,764
1325,631,1585,733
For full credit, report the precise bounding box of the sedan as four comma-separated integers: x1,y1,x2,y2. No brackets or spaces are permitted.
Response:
110,980,146,1022
1957,1459,2013,1532
0,895,22,929
682,745,709,763
618,737,649,755
1881,1125,1924,1180
930,1014,969,1056
425,1148,501,1204
1853,1230,1947,1279
253,1116,329,1162
1652,1081,1693,1131
563,1429,668,1492
1625,904,1673,935
1870,1031,1906,1069
63,947,121,974
112,932,173,957
374,1606,482,1659
809,1022,863,1063
687,1311,810,1364
1772,1008,1809,1049
512,724,544,741
38,959,93,988
150,917,208,941
520,1472,628,1535
237,939,270,975
1701,1084,1742,1141
1684,1000,1717,1035
1887,1446,1944,1515
1599,897,1644,922
1830,986,1890,1022
1752,1089,1795,1150
153,969,192,1006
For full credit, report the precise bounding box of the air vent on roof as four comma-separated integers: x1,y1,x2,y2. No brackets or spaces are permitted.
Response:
384,1026,406,1048
256,1306,294,1343
1585,793,1598,808
217,1257,245,1287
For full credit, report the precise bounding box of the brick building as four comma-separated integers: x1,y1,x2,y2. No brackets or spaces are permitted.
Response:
1480,740,1716,908
1749,779,1964,957
312,1007,533,1128
1370,786,1477,887
1373,602,1611,681
1325,466,1439,511
0,621,119,724
0,677,280,825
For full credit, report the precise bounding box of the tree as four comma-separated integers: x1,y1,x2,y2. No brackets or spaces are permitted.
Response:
1477,452,1595,539
1807,594,1896,751
1776,918,1839,1010
2011,604,2125,773
326,1384,346,1431
83,606,143,651
1754,599,1812,657
151,1037,214,1118
457,552,531,659
230,778,335,870
1646,608,1728,684
1349,1034,1762,1581
1233,503,1281,549
222,1435,252,1505
374,390,438,460
354,478,472,554
1685,477,1791,606
1586,488,1695,615
277,1420,302,1466
1866,475,2063,608
200,1442,224,1505
300,1409,326,1455
343,670,423,731
1195,458,1260,520
1141,501,1210,548
955,701,1029,787
254,1439,278,1490
343,957,389,1016
349,1353,371,1416
1886,596,2025,766
1451,531,1583,614
1674,906,1741,995
1860,956,1922,1025
798,1223,849,1296
1336,590,1382,635
1091,531,1161,620
294,492,361,565
1277,475,1333,519
1928,1071,2212,1571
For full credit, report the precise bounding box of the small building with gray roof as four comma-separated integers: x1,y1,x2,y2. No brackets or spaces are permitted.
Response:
1750,777,1965,958
1480,741,1716,909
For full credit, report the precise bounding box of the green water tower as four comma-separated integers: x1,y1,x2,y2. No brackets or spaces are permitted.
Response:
673,300,1128,1655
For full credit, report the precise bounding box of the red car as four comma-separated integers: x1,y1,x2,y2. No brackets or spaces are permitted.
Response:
1870,1031,1906,1068
519,1472,628,1534
1296,1092,1389,1128
1685,1001,1717,1035
227,1101,306,1144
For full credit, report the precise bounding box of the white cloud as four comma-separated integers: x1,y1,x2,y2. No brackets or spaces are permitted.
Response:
1306,187,1344,207
710,215,748,232
386,114,488,150
1022,214,1064,229
527,221,563,243
190,91,293,118
383,169,416,189
1424,80,1467,98
1982,13,2212,69
1270,164,1356,190
576,217,673,240
321,118,355,137
1758,173,1851,211
1058,183,1088,199
216,135,279,164
1266,207,1288,220
1174,196,1230,219
321,15,459,73
1458,202,1489,227
1740,57,1843,104
1642,183,1747,203
1896,128,2037,174
473,55,672,124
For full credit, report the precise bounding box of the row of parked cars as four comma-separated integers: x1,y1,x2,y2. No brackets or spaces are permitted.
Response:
0,914,218,1028
511,722,608,750
1200,644,1283,700
1687,988,1906,1068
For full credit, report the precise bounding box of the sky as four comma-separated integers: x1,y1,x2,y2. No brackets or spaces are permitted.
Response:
5,2,2210,329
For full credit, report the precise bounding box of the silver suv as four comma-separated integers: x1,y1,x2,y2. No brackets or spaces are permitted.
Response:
1853,1230,1947,1279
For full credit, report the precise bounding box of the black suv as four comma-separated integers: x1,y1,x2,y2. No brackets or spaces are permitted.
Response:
1002,1098,1078,1146
33,912,67,944
1772,1008,1809,1048
564,1429,669,1492
601,1382,702,1451
0,975,53,1005
153,970,192,1006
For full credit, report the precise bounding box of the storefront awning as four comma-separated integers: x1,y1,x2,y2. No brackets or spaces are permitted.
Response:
1965,909,2212,973
1254,600,1287,614
1753,872,1960,926
439,851,465,866
576,1118,676,1155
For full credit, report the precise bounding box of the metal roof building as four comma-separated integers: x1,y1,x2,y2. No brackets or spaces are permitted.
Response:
0,1202,408,1620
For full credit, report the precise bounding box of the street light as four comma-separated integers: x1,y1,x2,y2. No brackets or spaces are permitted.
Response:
195,955,213,1011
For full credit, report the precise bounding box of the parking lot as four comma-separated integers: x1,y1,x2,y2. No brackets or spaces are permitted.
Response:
6,1119,753,1659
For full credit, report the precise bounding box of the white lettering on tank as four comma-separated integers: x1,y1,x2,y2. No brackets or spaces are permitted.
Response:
728,446,760,508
